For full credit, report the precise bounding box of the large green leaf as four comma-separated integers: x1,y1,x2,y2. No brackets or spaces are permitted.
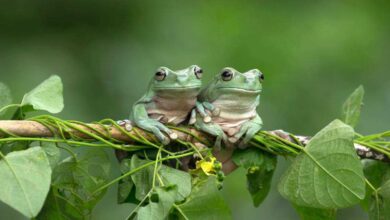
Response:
0,82,12,116
38,149,110,219
0,147,51,218
278,120,366,209
233,148,277,207
293,204,337,220
137,186,178,220
342,85,364,127
21,75,64,114
176,177,232,220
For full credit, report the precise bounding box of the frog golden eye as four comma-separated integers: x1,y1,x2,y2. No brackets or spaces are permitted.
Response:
155,70,166,81
259,72,264,82
221,69,233,81
194,66,203,79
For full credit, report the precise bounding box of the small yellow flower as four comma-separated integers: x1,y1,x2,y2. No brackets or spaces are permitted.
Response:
196,157,217,176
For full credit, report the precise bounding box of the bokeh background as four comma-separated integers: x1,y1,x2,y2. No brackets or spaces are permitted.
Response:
0,0,389,219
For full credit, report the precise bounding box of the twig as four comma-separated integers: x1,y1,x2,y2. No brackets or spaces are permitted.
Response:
0,120,388,163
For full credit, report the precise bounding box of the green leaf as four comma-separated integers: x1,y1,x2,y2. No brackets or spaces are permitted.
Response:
41,142,61,169
278,119,366,209
21,75,64,114
293,204,337,220
160,164,191,202
176,177,232,220
367,180,390,220
342,85,364,127
118,158,135,204
232,147,264,168
361,160,390,220
247,154,277,207
233,148,277,207
42,149,110,218
0,141,29,155
0,147,51,218
137,186,178,220
0,82,12,116
128,155,192,202
372,180,390,220
363,160,390,189
130,155,155,201
361,160,390,211
37,188,83,220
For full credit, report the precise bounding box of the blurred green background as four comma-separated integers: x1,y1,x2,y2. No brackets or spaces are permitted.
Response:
0,0,389,219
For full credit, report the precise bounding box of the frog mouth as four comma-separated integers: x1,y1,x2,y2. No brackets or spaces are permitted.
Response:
217,87,262,93
153,85,201,90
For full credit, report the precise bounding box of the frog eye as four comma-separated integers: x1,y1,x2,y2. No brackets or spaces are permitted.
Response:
155,70,166,81
194,66,203,79
221,69,233,81
259,72,264,82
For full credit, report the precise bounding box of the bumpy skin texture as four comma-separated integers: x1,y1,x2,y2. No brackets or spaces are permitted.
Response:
131,65,202,144
193,67,263,149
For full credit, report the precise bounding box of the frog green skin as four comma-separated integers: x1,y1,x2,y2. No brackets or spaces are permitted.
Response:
192,67,263,149
131,65,203,144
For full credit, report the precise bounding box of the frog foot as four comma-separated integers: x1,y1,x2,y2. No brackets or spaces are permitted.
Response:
213,133,228,151
189,109,197,125
195,101,218,123
234,122,262,149
117,119,133,131
136,119,176,145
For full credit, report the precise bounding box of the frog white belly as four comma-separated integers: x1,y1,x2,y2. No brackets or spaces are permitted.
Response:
211,93,258,134
147,89,198,125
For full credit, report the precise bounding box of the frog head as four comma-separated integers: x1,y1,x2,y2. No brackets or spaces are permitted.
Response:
151,65,203,91
206,67,263,100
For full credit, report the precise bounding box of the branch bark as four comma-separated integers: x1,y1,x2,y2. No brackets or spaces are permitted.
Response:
0,120,388,163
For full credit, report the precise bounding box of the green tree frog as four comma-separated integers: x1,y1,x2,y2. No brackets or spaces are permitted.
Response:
192,67,264,149
131,65,203,144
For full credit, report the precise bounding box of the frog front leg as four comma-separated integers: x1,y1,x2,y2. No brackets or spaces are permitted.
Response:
234,115,263,148
189,101,220,124
131,102,175,145
195,119,228,151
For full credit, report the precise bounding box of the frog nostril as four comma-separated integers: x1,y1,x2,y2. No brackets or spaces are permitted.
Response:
177,74,190,84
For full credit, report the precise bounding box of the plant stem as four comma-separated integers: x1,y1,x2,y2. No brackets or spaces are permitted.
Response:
91,150,197,195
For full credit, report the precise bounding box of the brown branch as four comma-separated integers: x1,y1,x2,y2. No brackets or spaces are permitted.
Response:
0,120,388,163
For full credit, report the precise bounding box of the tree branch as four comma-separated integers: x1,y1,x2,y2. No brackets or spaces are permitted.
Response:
0,120,388,163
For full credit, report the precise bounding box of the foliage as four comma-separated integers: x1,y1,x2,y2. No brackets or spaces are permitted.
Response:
0,76,389,219
0,147,51,218
278,120,365,208
342,85,364,128
233,148,277,207
0,82,12,116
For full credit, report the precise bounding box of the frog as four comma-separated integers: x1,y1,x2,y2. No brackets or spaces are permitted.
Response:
191,67,264,150
130,65,203,145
